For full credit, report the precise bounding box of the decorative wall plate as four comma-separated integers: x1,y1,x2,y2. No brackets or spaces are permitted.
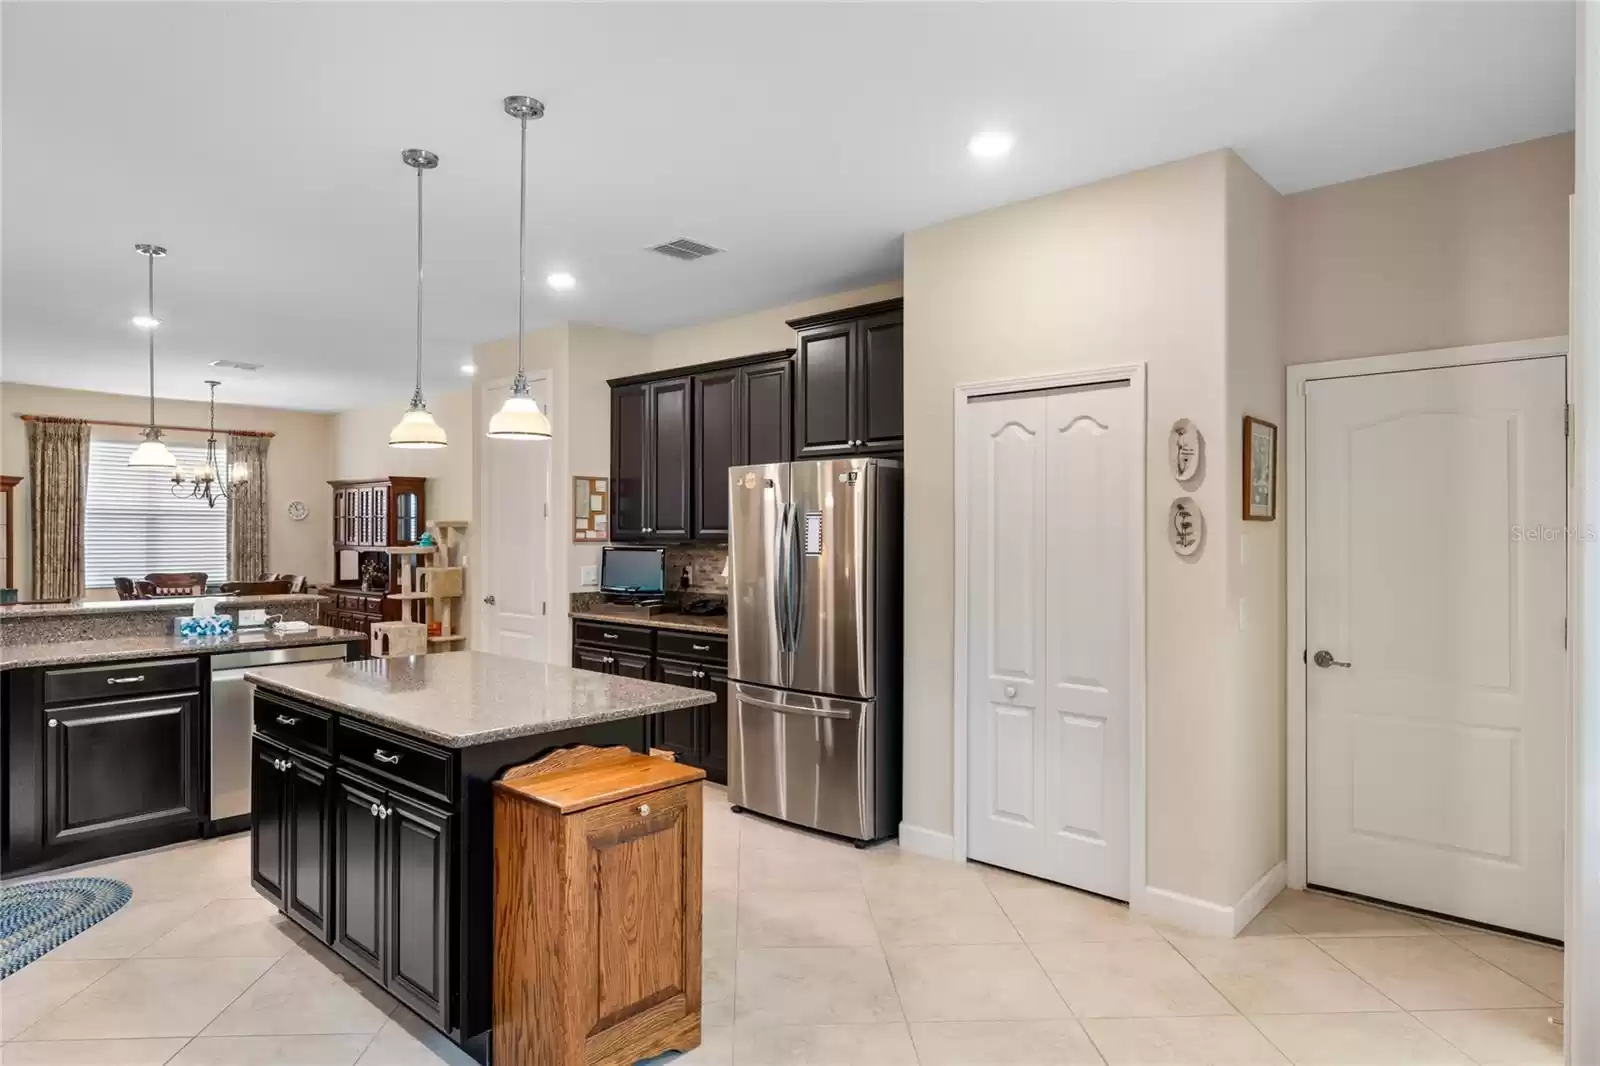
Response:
1168,496,1204,557
286,500,309,522
1169,419,1203,483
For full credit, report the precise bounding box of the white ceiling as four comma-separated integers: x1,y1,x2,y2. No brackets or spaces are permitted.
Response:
1,1,1575,412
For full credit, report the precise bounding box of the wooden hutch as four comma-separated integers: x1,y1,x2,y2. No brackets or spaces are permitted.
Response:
319,476,426,641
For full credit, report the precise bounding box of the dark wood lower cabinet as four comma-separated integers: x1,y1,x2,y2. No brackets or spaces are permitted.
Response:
611,648,653,680
251,736,333,942
251,739,289,906
650,658,705,764
701,669,729,785
332,770,390,985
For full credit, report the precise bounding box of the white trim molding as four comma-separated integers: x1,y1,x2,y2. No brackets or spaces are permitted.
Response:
1136,862,1287,938
897,823,956,862
1285,336,1570,892
950,363,1148,906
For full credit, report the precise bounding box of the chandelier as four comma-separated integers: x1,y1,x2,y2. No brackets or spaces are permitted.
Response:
172,380,249,508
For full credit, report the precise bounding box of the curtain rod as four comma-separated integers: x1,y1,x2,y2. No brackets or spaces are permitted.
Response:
18,413,275,439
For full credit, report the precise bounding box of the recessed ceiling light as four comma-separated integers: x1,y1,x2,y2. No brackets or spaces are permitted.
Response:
546,272,576,292
967,130,1015,160
460,363,477,375
131,315,161,329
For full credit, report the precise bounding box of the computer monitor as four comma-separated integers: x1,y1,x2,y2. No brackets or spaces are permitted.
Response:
600,546,666,598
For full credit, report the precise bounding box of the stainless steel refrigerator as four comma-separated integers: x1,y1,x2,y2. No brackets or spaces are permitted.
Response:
726,457,901,842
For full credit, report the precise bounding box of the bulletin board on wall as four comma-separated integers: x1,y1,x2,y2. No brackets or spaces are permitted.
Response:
573,475,609,543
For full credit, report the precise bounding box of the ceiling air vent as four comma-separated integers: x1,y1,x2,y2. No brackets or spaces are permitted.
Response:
648,238,723,262
208,359,263,372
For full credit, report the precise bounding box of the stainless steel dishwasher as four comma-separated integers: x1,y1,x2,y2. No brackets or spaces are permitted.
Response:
209,642,351,828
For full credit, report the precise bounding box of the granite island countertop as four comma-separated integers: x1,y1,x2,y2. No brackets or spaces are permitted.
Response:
245,650,716,748
569,608,728,635
0,626,365,670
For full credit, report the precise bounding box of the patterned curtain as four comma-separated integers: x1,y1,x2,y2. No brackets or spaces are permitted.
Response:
226,433,271,581
26,419,90,600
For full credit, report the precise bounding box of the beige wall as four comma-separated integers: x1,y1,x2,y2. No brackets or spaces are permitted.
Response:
905,151,1242,905
1283,135,1573,365
0,382,336,596
647,281,902,371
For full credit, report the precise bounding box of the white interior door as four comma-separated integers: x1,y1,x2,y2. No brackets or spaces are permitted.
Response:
966,380,1135,900
479,377,551,661
1306,356,1567,938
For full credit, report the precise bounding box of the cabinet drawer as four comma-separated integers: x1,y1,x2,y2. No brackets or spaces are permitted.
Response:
254,693,333,755
336,719,453,804
571,621,654,653
44,657,199,705
656,630,727,665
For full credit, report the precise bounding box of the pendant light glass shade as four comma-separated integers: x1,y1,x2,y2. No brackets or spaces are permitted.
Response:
488,95,553,442
130,244,178,469
389,149,447,450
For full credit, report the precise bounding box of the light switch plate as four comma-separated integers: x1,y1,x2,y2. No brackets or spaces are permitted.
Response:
581,565,599,588
238,608,268,628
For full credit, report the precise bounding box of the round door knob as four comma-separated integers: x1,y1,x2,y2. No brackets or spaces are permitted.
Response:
637,803,651,817
1004,685,1017,699
483,594,496,606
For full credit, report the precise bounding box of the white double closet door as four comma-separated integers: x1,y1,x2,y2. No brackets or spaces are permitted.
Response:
965,379,1136,900
1305,356,1566,938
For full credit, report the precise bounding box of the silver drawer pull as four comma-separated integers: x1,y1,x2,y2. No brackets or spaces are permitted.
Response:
692,644,711,651
601,633,618,640
275,714,299,726
372,749,401,765
106,675,146,685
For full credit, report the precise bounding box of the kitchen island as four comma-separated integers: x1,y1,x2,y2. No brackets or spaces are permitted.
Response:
243,651,716,1063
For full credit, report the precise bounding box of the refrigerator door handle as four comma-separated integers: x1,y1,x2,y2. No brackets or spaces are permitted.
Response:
738,693,855,720
786,501,804,652
773,500,792,652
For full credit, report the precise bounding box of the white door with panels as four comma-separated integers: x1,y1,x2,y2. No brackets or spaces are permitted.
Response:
966,380,1135,900
1306,356,1566,938
480,377,552,662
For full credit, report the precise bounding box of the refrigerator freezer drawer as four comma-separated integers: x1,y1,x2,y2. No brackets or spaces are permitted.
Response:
727,682,889,842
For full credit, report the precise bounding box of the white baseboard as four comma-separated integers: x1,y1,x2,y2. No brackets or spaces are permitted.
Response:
897,822,956,861
1135,860,1288,938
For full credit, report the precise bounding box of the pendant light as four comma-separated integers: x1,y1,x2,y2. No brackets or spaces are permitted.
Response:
171,380,249,508
389,149,448,448
128,243,178,469
487,95,553,441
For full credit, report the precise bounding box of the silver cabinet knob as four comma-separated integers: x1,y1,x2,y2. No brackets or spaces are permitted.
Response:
483,594,496,606
1004,685,1017,699
1313,650,1352,669
637,803,651,817
370,801,381,816
47,718,58,728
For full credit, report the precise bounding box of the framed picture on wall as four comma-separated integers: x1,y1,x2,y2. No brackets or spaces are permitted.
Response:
1243,416,1278,521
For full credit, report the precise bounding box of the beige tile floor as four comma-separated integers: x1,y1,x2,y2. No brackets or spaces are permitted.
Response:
0,786,1565,1065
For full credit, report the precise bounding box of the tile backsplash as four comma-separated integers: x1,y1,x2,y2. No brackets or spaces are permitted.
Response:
665,544,728,595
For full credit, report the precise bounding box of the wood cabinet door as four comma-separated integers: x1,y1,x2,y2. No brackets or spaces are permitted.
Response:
573,645,612,674
700,670,730,786
795,325,857,457
386,794,453,1030
740,359,793,464
611,650,653,680
647,379,693,540
611,385,649,542
562,783,701,1062
250,737,288,907
333,772,387,984
854,310,904,451
692,369,738,541
43,692,199,849
650,659,705,766
285,753,333,942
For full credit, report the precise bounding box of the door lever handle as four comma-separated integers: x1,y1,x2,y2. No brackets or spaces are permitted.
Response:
483,594,496,606
1313,650,1352,669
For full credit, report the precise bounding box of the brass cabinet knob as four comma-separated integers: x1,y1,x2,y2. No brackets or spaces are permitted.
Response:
637,803,651,817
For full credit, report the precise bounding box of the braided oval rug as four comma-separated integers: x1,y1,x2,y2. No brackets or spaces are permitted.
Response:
0,877,132,978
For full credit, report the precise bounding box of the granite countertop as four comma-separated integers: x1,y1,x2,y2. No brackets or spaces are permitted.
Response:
245,651,716,749
0,626,364,670
569,608,728,636
0,593,326,621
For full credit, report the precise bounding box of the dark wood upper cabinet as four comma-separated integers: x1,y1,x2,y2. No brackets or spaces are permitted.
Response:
648,378,693,540
693,369,739,540
610,385,648,541
740,358,793,465
789,298,903,458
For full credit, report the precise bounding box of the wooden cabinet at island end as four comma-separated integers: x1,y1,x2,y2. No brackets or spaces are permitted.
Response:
790,298,903,459
494,746,704,1066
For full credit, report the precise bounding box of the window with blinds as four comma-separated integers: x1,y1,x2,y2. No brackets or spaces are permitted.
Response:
84,438,228,588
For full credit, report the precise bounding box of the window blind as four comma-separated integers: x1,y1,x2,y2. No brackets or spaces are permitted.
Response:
84,438,228,588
